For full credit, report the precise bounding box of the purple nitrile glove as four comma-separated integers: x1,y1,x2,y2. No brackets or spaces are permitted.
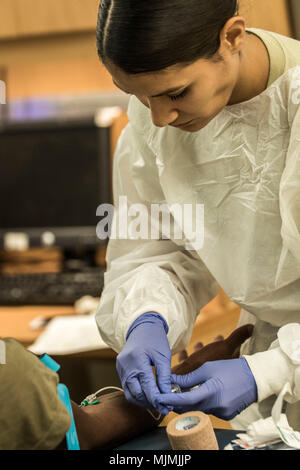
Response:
116,312,173,415
156,357,257,420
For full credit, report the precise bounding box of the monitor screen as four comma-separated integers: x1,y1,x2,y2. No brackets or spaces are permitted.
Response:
0,120,111,249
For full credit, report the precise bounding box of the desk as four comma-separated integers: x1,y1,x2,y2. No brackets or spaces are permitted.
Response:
0,305,76,347
0,305,119,403
0,305,116,357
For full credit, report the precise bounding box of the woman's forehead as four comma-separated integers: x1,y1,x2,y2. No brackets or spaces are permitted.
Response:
107,59,211,95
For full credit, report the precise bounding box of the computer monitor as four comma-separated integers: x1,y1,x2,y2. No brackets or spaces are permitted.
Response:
0,106,112,252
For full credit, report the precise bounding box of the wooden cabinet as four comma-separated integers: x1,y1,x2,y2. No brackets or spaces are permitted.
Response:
0,0,99,40
0,0,18,39
240,0,292,37
0,0,293,41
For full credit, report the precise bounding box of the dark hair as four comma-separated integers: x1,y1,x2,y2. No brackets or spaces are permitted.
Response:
96,0,239,74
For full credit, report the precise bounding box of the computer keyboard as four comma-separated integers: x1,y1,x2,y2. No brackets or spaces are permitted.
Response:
0,267,105,305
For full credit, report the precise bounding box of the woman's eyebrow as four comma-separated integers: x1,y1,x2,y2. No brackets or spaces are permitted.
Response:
112,79,186,97
150,85,187,97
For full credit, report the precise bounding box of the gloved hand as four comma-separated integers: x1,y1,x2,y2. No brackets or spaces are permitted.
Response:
156,357,258,420
116,312,173,415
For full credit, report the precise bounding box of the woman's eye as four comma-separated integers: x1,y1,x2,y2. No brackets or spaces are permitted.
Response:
169,89,188,101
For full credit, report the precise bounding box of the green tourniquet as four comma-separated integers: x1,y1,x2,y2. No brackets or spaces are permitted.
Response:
80,399,100,407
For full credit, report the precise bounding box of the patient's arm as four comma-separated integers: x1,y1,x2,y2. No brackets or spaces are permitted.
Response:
57,324,253,450
68,391,162,450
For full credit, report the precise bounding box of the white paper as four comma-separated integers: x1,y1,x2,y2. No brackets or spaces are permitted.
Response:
234,383,300,450
28,315,110,355
272,383,300,449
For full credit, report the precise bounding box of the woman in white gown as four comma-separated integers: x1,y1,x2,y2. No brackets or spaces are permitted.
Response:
95,0,300,430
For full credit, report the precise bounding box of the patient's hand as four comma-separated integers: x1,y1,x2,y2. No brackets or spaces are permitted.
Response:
172,324,253,375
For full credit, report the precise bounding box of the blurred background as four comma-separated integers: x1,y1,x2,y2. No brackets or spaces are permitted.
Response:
0,0,298,102
0,0,298,294
0,0,299,424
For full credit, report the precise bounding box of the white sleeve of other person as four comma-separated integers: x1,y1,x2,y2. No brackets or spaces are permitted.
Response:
244,324,300,405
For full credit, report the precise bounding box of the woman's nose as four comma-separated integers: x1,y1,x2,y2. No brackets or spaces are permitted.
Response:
148,98,179,128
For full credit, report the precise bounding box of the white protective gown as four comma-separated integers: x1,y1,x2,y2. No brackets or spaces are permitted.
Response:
96,66,300,429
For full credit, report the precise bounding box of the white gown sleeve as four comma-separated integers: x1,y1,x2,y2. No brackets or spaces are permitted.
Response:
95,121,218,354
244,323,300,404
